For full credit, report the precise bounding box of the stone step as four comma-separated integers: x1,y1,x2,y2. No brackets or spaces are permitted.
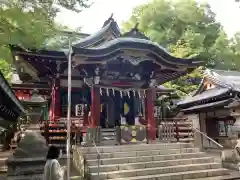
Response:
102,131,115,135
86,152,206,166
0,158,6,167
102,128,115,132
89,157,214,173
100,140,117,146
185,174,240,180
91,163,224,179
7,174,43,180
0,166,7,174
104,168,229,180
81,143,193,153
85,148,200,160
101,137,115,141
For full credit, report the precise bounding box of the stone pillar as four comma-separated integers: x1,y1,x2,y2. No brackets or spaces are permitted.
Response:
186,113,202,149
146,88,156,143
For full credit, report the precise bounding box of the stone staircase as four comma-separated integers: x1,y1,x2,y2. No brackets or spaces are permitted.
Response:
0,157,7,176
101,128,116,145
79,143,240,180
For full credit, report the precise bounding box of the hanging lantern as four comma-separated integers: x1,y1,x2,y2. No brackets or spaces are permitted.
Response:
100,88,102,96
144,90,146,98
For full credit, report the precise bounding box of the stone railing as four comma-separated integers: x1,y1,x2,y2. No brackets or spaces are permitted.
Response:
72,145,88,179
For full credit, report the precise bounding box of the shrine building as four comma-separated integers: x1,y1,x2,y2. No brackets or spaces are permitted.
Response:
0,71,25,150
178,69,240,148
10,16,202,144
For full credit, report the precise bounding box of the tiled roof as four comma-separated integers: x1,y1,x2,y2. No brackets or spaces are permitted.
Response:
205,69,240,90
181,99,232,112
177,87,230,106
0,71,25,113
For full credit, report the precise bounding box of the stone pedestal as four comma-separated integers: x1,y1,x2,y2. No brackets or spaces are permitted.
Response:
85,126,101,146
7,124,48,179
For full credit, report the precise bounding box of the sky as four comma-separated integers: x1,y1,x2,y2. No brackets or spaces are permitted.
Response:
56,0,240,37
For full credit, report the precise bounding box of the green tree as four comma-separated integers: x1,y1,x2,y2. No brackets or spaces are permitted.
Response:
0,0,90,79
0,60,12,79
122,0,238,96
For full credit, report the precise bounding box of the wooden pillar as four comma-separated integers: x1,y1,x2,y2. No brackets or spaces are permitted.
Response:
54,78,61,120
91,85,100,127
83,104,89,126
51,78,61,121
146,88,156,143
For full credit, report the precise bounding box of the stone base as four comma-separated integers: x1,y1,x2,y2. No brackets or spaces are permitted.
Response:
85,126,101,146
221,149,240,171
7,124,48,177
7,157,45,176
7,174,43,180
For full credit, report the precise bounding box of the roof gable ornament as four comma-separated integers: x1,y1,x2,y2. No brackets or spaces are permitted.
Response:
103,13,114,27
122,23,149,40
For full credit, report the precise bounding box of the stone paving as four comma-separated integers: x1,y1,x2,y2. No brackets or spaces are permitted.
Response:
2,157,82,180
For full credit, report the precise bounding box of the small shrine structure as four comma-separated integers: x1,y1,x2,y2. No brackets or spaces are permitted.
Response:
178,69,240,148
10,16,202,144
0,71,24,150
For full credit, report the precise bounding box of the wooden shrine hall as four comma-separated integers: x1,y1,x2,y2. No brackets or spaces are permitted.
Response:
178,69,240,148
10,15,202,144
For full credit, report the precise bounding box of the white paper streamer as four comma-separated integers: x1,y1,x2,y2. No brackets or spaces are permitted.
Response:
127,91,130,98
112,89,115,96
120,91,123,98
133,90,136,96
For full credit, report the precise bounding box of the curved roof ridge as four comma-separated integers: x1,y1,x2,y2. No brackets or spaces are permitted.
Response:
204,68,235,89
121,23,149,40
73,16,121,48
72,37,203,66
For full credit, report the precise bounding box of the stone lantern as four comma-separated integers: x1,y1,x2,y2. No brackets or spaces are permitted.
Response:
7,89,48,179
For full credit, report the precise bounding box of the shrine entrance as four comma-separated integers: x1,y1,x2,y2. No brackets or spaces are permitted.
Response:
100,96,116,128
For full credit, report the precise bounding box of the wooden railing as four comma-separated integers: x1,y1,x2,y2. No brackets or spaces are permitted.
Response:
158,118,194,143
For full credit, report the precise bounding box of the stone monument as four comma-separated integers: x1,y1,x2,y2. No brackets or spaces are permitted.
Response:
7,89,48,180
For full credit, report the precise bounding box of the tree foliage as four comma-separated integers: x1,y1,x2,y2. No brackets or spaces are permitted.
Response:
122,0,240,97
0,0,90,78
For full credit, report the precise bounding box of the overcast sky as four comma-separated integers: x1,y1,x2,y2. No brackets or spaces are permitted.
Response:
56,0,240,37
